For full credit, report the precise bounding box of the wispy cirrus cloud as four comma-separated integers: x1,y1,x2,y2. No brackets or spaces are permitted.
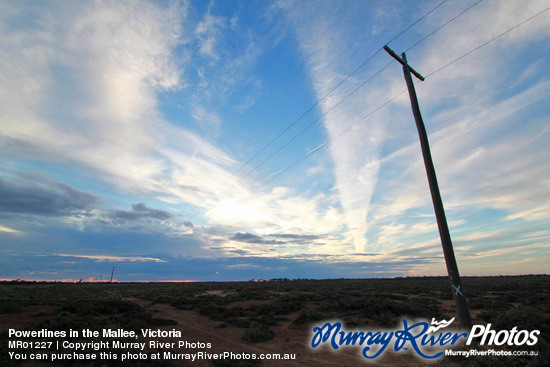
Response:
195,12,226,61
280,0,550,259
0,0,245,214
56,254,166,263
277,0,397,252
0,0,186,188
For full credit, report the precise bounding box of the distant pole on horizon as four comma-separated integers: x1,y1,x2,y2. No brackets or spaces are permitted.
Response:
110,266,115,283
383,45,472,330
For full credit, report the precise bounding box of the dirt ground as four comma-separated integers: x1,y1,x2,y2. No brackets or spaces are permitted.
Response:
1,300,432,366
118,296,460,366
2,276,547,366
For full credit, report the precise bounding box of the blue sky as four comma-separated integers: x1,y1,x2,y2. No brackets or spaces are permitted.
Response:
1,0,549,281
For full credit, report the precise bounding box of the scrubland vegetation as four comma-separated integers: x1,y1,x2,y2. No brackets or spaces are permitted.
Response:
1,275,548,366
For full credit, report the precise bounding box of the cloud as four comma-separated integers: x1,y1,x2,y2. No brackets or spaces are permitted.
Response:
205,188,344,245
195,13,226,61
368,65,550,231
0,0,248,214
165,220,194,229
278,1,394,252
0,1,184,184
268,233,324,241
1,252,431,281
235,79,263,113
56,253,166,263
191,101,223,134
0,172,101,216
109,203,172,223
0,224,22,234
279,0,550,257
224,263,262,269
187,2,283,131
231,232,285,245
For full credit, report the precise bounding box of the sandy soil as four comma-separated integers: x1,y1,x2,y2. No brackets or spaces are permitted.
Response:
132,298,430,367
0,300,447,366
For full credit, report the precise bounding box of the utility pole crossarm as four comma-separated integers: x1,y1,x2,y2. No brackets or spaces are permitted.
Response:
383,45,425,81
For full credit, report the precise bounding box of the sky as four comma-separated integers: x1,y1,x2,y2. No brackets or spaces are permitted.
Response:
1,0,549,281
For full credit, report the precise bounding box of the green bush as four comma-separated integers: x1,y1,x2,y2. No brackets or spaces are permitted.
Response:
242,322,274,343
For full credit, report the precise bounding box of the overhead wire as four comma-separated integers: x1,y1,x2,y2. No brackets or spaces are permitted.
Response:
259,89,409,188
163,3,550,263
231,49,382,177
255,4,550,190
245,58,393,176
175,0,472,225
231,0,454,178
240,2,464,178
247,0,485,183
424,5,550,79
404,0,484,52
386,0,450,46
179,0,491,226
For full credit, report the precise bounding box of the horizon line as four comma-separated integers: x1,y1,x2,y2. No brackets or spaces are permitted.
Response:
1,273,548,284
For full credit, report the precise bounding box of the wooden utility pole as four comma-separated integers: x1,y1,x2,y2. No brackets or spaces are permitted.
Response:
109,266,115,283
384,45,472,330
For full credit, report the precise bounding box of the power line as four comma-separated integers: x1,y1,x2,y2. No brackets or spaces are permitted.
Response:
232,0,455,177
257,5,550,188
386,0,450,45
239,1,468,179
232,49,383,177
246,59,393,176
174,1,515,226
425,5,550,79
231,51,381,178
259,89,408,188
405,0,484,52
174,2,482,226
